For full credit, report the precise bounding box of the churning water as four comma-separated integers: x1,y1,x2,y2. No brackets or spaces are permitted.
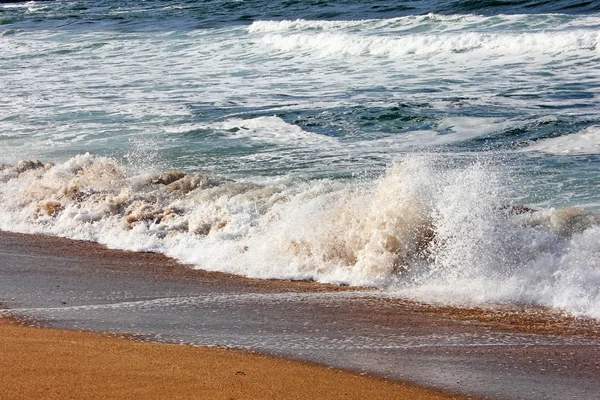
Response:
1,0,600,317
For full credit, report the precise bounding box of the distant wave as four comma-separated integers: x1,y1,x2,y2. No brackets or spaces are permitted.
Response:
249,13,600,61
249,14,600,33
256,29,599,58
1,154,599,318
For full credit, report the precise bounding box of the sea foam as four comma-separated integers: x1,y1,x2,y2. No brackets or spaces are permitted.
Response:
250,14,600,59
166,116,335,146
1,154,599,318
258,30,599,58
525,126,600,155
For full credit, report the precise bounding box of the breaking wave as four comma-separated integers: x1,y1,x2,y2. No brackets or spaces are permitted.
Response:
257,29,599,58
525,126,600,155
166,116,335,146
1,154,599,318
249,13,600,60
248,14,600,34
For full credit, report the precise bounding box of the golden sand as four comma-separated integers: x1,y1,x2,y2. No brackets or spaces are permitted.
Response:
0,318,461,400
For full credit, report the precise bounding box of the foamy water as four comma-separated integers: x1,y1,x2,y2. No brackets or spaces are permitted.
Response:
525,126,600,155
1,154,599,318
1,0,600,318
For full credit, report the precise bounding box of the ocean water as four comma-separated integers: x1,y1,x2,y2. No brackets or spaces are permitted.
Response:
1,0,600,317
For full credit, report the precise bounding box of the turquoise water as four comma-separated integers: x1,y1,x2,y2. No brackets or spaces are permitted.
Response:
1,0,600,317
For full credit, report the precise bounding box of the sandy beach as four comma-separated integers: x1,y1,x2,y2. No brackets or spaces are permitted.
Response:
0,317,459,400
1,231,600,399
4,1,600,399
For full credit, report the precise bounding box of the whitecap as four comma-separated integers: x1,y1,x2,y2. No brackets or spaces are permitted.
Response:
525,126,600,155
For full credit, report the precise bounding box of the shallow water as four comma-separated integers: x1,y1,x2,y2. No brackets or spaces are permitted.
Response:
1,0,599,317
1,232,600,400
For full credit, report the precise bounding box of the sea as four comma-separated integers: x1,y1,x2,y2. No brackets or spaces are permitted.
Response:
1,0,599,318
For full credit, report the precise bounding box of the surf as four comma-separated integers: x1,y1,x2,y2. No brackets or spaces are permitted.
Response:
1,154,599,318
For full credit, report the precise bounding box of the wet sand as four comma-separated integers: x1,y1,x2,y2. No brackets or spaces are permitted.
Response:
1,231,600,399
0,317,458,400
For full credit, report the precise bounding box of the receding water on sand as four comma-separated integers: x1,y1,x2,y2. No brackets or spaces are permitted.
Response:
2,231,600,400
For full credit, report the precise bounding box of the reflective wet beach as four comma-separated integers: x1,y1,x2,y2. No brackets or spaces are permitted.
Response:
2,231,599,400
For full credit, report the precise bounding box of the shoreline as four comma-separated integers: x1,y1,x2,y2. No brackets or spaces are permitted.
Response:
2,230,600,399
3,230,598,339
0,316,459,400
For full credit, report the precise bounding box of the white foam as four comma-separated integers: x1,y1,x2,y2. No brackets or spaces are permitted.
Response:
249,14,600,34
258,30,599,58
248,15,472,34
167,116,335,146
248,19,369,33
1,2,36,9
250,14,600,60
1,154,599,318
437,117,511,139
525,126,600,155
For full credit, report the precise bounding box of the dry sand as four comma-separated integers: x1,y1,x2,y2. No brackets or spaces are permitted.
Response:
0,317,460,400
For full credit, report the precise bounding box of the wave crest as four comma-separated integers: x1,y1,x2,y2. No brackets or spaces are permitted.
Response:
258,30,599,58
1,154,599,317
